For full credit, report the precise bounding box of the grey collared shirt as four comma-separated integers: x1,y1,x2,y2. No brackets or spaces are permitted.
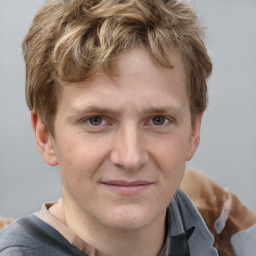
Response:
158,189,219,256
0,189,219,256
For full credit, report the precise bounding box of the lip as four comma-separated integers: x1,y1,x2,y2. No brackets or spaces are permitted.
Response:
100,180,153,195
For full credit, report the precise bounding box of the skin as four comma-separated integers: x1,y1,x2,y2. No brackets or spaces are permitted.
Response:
32,47,202,256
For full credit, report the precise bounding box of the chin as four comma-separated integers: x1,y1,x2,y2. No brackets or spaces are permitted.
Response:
105,205,158,231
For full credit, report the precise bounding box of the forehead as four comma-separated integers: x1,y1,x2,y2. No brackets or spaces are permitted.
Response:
110,47,186,81
57,47,188,115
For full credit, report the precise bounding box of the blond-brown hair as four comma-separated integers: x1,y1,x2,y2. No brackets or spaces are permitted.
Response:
23,0,212,135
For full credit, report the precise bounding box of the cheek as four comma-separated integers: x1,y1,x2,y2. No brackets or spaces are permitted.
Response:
158,147,186,188
56,134,110,181
56,141,97,202
149,135,188,192
150,132,190,167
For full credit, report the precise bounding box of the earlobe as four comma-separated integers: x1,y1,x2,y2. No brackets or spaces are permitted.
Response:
31,111,58,166
186,113,203,161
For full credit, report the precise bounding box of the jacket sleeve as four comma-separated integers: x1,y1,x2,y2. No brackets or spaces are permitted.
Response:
0,247,27,256
181,169,256,256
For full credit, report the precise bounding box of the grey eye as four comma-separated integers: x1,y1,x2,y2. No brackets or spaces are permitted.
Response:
88,116,103,126
152,116,166,125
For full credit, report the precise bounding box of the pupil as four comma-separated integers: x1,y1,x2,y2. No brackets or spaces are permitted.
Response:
153,116,165,125
89,117,102,125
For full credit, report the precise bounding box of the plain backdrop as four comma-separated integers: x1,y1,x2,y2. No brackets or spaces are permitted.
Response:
0,0,255,219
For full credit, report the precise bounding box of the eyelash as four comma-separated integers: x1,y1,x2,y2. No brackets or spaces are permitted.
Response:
146,116,171,126
82,115,173,128
83,116,109,126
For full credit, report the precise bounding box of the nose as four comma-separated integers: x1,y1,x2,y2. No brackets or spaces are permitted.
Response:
110,125,149,171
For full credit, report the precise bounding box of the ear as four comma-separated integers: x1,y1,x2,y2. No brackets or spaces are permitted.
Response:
186,113,203,161
31,111,58,166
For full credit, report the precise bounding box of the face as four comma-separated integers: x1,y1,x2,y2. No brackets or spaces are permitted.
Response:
34,47,201,235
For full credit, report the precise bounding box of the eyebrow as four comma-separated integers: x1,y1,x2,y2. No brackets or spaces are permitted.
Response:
67,104,184,122
141,106,183,115
69,106,121,116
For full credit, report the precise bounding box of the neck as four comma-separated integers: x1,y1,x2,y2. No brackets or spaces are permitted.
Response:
50,199,166,256
83,220,166,256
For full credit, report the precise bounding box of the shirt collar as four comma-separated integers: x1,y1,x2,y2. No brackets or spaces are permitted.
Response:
36,188,217,256
160,189,218,256
157,201,195,256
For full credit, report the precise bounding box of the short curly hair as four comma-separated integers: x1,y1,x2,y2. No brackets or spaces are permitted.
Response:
23,0,212,135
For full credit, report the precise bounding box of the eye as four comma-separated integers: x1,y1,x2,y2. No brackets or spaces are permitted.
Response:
151,116,169,126
87,116,106,126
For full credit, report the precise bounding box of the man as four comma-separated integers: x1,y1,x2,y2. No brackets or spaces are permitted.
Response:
0,0,217,255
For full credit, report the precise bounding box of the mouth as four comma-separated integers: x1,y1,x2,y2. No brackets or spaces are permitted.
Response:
100,180,153,195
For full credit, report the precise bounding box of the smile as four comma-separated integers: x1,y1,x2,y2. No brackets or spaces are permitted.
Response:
100,180,153,195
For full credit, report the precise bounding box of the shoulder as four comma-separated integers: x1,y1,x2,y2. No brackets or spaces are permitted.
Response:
0,215,38,255
0,246,37,256
0,215,52,254
0,215,86,256
181,169,256,256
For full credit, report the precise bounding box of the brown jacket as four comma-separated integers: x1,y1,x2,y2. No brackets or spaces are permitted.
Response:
181,169,256,256
0,217,13,231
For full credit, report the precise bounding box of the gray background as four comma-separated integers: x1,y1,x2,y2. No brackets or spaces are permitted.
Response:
0,0,255,219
